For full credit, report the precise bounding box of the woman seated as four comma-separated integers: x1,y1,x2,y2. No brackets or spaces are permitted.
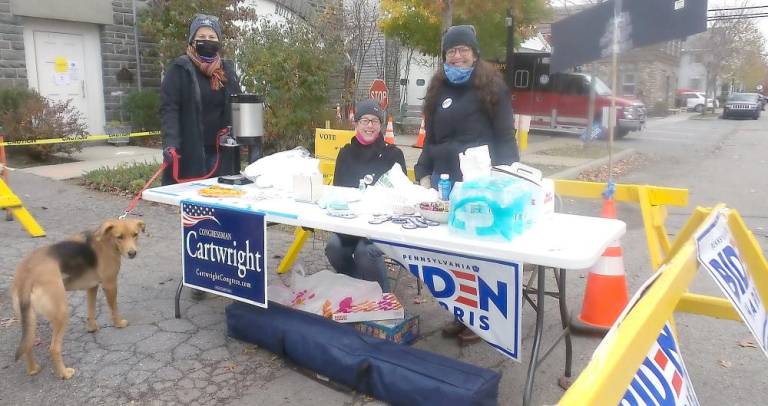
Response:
325,99,406,292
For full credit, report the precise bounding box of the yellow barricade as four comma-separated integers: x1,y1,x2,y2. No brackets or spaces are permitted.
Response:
0,177,45,237
560,205,768,404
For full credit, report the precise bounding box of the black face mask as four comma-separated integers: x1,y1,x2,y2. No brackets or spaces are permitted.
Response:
194,40,220,58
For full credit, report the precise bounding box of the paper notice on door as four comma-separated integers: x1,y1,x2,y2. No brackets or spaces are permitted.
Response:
54,73,70,86
68,61,79,81
54,57,69,73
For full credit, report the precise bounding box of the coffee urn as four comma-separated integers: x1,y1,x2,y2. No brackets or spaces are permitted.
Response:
230,94,265,164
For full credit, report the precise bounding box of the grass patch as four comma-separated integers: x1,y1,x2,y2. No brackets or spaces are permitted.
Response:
689,113,720,120
536,144,618,160
81,161,162,195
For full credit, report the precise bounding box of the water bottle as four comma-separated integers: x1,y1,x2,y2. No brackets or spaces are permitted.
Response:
438,173,451,201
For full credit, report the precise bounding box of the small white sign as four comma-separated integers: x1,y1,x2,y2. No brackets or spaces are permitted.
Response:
674,0,685,11
695,209,768,358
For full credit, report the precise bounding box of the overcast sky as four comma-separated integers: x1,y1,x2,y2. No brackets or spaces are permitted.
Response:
709,0,768,46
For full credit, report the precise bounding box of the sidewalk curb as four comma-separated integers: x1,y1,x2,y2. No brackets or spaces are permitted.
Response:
550,148,636,180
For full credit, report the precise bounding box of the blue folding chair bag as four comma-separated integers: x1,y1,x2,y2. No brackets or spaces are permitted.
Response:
226,301,501,406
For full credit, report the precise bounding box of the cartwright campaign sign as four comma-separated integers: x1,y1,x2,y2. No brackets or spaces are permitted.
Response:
181,201,267,307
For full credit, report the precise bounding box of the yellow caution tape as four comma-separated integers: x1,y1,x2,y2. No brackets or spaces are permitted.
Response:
0,131,161,147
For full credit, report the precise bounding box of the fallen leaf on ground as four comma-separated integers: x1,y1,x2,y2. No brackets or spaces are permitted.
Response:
719,360,733,368
577,153,648,182
0,317,18,328
738,339,757,348
413,297,425,304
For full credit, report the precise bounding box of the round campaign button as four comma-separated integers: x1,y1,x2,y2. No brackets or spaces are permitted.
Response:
442,98,453,109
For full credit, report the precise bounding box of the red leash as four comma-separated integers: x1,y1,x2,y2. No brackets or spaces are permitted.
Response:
120,128,232,219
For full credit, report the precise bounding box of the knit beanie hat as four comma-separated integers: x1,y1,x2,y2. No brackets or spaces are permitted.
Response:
354,99,386,123
188,14,223,44
441,25,480,60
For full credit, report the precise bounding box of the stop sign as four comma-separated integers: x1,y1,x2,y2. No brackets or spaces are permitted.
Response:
369,79,388,110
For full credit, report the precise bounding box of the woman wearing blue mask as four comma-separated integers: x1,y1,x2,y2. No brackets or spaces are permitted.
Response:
415,25,520,346
415,25,519,191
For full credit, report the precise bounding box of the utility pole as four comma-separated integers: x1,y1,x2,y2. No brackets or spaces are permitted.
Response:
441,0,454,33
505,8,515,87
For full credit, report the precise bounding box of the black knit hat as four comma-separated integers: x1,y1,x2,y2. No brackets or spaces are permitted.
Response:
442,25,480,60
355,99,386,124
188,14,223,44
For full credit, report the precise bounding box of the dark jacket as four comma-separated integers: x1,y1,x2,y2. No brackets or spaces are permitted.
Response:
160,55,241,184
333,135,407,188
414,76,519,182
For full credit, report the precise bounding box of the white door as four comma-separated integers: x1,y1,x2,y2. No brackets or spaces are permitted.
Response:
33,31,89,120
23,18,105,135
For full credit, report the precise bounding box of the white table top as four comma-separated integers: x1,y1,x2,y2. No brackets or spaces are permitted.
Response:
143,179,626,270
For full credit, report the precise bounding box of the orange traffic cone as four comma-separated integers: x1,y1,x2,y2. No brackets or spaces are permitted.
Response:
384,117,396,144
571,198,629,334
413,117,426,148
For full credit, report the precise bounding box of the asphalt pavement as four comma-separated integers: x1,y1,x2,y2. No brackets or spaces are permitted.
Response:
1,112,766,405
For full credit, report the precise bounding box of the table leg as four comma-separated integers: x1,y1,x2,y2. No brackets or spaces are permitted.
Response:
523,266,546,406
175,280,183,319
555,268,573,387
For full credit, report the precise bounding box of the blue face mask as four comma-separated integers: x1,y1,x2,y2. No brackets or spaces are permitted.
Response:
444,63,474,84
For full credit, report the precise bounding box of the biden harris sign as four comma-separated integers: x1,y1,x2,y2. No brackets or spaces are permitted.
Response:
181,201,267,308
374,241,522,361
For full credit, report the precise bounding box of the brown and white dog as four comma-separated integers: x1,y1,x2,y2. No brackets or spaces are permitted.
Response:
11,219,145,379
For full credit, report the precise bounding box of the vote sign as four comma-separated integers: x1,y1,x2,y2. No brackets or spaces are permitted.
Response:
695,209,768,357
369,79,388,110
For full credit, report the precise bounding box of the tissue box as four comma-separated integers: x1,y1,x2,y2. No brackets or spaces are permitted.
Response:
354,313,420,345
293,173,323,202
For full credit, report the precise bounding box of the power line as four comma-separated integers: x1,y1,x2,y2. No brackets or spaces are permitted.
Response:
708,13,768,21
708,5,768,12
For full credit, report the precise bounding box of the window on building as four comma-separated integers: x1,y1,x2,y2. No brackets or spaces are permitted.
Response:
621,72,636,96
514,70,530,89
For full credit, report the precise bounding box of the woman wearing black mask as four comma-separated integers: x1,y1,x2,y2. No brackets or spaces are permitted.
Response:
160,14,242,185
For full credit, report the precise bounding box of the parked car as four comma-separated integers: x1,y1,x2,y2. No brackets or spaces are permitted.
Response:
722,93,761,120
509,53,646,138
680,92,718,112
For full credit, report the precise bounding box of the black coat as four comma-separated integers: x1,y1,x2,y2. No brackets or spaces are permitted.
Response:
160,56,242,185
414,76,519,182
333,135,407,188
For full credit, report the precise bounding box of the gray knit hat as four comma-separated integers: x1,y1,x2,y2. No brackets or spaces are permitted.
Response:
442,25,480,60
188,14,223,44
355,99,386,124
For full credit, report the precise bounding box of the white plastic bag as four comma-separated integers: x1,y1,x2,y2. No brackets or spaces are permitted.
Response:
243,147,320,190
270,268,383,317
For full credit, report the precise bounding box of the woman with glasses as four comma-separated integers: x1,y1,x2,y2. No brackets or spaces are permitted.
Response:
325,99,406,292
415,25,520,345
160,14,242,185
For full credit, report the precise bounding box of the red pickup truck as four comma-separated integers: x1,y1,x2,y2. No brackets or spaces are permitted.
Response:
508,53,646,138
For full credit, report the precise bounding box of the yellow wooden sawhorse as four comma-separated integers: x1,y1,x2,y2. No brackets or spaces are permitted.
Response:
0,177,45,237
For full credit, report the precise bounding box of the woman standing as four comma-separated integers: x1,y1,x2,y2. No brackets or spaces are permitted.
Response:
325,99,407,292
416,25,520,346
160,14,242,185
415,25,519,189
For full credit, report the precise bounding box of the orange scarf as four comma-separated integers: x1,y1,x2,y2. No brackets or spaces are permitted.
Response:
186,45,227,91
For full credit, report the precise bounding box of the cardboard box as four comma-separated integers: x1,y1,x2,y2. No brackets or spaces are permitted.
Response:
330,293,405,323
354,313,420,345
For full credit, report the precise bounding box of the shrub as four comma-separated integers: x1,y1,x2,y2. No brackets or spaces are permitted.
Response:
0,87,86,161
123,89,161,131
